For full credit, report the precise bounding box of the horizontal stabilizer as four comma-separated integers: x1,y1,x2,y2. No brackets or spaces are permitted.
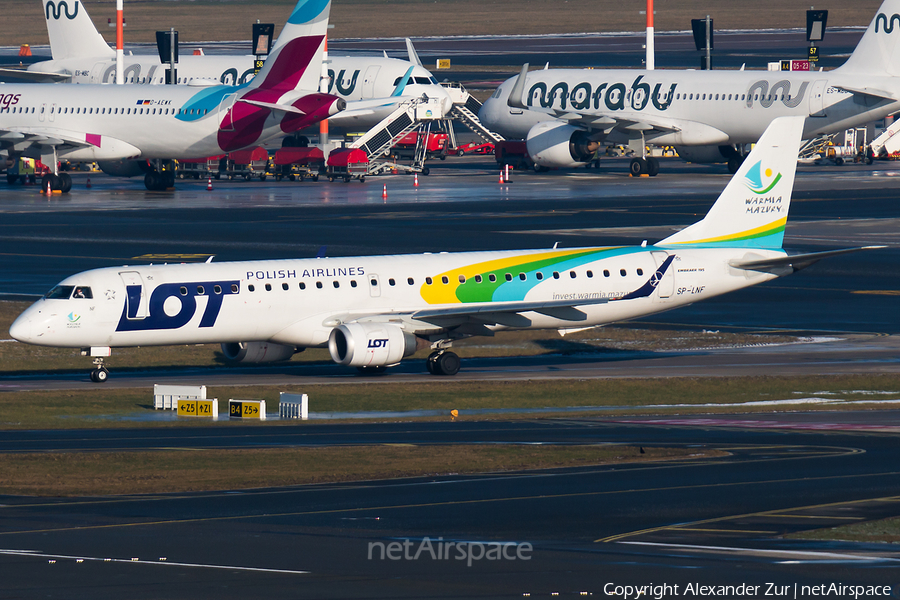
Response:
729,246,886,272
833,85,897,102
237,99,306,115
0,68,70,83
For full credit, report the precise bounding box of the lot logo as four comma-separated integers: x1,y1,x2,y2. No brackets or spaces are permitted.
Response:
875,12,900,34
367,339,389,349
744,160,782,195
45,1,79,20
116,280,239,332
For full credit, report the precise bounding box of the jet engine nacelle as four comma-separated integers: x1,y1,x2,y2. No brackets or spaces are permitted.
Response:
526,122,596,168
328,322,418,368
674,144,743,164
220,341,297,363
97,159,153,178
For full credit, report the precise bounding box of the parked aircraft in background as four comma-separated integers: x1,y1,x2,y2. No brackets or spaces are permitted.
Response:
1,0,452,133
478,0,900,175
0,0,342,192
9,117,879,381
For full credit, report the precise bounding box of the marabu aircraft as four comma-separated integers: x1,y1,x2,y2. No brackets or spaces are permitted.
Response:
9,116,878,382
478,0,900,176
3,0,451,133
0,0,343,192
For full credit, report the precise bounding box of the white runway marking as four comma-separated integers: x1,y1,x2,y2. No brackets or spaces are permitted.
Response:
0,549,309,574
621,541,899,563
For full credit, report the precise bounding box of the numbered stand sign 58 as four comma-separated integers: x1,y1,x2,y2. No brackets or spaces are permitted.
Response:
229,399,266,420
177,399,218,418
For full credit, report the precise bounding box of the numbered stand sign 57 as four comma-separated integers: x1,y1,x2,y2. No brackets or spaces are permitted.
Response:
229,399,266,420
177,399,218,418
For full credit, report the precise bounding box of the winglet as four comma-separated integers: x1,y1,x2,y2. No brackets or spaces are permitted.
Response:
658,116,805,249
507,63,530,110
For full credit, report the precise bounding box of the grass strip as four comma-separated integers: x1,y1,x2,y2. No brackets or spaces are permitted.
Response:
787,517,900,544
0,445,716,497
1,374,898,430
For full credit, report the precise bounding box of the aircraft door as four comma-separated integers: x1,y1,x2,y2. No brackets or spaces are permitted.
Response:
39,103,47,122
218,94,237,131
809,79,828,117
368,274,381,297
119,271,149,320
362,66,380,99
49,103,57,122
90,62,107,83
650,251,675,299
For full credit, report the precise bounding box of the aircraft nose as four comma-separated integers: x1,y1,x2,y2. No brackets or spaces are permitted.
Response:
9,311,33,343
477,98,495,125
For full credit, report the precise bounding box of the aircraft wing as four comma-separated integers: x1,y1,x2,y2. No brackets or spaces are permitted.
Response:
506,63,683,136
327,96,408,122
729,246,885,273
238,99,306,114
0,67,71,83
0,126,141,160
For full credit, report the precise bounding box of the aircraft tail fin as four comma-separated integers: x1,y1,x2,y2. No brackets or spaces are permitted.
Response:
836,0,900,76
246,0,330,94
657,116,805,249
44,0,115,61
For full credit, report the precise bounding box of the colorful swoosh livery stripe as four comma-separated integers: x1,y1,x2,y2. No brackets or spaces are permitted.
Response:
287,0,330,24
419,246,644,304
663,217,787,248
744,160,783,195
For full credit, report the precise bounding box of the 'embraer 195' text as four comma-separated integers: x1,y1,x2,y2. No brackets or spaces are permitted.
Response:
527,75,677,112
745,196,783,214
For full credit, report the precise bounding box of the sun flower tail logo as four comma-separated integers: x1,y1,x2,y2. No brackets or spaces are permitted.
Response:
743,160,782,195
67,312,80,323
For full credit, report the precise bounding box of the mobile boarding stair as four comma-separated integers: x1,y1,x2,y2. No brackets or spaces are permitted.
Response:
351,97,445,175
869,119,900,160
442,82,506,146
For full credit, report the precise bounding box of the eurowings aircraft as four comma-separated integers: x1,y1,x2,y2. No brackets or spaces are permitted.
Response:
7,0,452,133
10,116,878,382
0,0,343,192
478,0,900,176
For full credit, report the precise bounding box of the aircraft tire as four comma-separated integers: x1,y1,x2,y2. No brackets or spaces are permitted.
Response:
646,157,660,176
6,174,18,185
90,368,109,383
435,351,460,376
144,172,160,191
59,173,73,193
727,158,742,174
629,158,647,176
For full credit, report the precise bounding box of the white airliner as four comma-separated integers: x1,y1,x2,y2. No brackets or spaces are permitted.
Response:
6,0,452,131
0,0,343,192
9,116,877,382
478,0,900,176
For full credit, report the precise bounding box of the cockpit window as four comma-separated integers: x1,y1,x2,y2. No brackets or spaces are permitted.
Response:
72,286,92,299
44,285,74,299
414,77,432,85
429,76,438,84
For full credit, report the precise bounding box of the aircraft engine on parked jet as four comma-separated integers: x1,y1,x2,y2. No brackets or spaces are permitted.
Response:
328,322,418,368
220,341,297,363
526,122,598,168
97,159,153,178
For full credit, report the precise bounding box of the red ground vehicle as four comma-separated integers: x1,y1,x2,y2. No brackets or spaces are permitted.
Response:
274,147,325,181
327,148,368,182
393,130,450,161
455,142,495,156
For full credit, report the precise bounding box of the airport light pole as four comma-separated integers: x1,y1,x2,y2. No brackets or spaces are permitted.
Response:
115,0,124,84
645,0,654,70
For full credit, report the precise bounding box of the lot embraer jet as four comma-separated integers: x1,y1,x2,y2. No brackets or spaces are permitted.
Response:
479,0,900,176
9,117,877,382
5,0,452,133
0,0,343,192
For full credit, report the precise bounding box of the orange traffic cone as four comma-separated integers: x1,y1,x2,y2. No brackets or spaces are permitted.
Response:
45,180,52,195
206,177,213,191
413,173,419,187
86,177,92,189
382,184,387,199
499,170,505,184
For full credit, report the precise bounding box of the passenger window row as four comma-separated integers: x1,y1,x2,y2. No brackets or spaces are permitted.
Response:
242,267,646,293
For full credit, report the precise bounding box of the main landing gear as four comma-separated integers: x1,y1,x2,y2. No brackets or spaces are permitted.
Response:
629,156,659,177
40,172,73,193
144,160,177,191
426,350,460,376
